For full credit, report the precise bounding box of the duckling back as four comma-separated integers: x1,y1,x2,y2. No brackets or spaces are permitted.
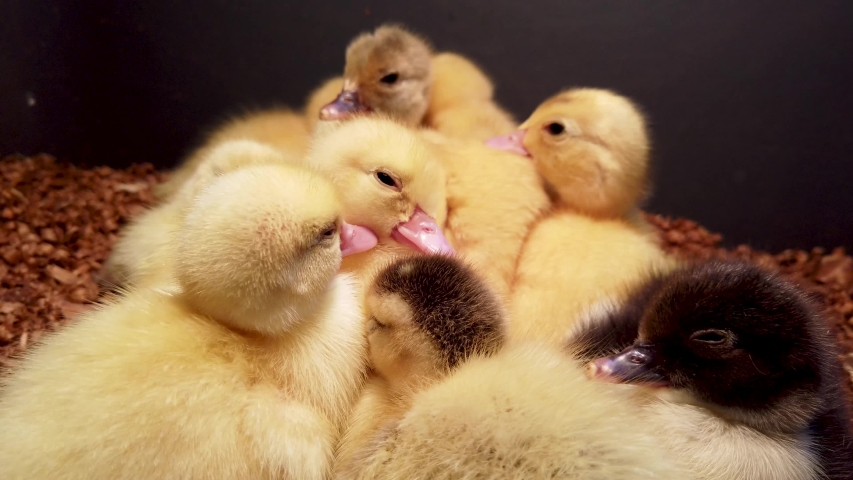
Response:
346,342,685,480
510,212,677,344
423,133,550,298
424,52,517,141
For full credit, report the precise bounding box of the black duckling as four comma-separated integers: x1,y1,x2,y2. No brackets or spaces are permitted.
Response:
580,260,853,480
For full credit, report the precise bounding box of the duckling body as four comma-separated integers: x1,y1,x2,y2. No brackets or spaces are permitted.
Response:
486,88,676,343
101,140,297,290
580,260,853,480
153,107,310,201
0,164,370,479
346,342,685,480
335,255,506,478
511,213,674,344
424,52,517,141
421,130,550,298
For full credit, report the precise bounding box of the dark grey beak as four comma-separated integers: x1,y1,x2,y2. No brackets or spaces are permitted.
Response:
587,345,669,387
318,90,370,120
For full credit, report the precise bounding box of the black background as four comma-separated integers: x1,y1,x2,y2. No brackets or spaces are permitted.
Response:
2,1,851,251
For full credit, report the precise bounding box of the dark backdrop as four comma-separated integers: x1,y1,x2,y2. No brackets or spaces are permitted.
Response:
2,0,852,251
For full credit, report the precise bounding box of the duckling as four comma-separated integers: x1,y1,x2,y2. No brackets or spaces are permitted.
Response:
334,254,506,477
102,140,287,289
101,139,339,290
343,341,685,480
486,87,655,226
486,88,677,344
582,260,853,480
302,115,454,285
0,164,371,479
319,24,515,141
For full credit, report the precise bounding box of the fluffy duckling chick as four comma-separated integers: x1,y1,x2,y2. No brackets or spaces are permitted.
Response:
319,24,515,141
303,115,454,284
580,260,853,480
320,25,432,126
101,139,299,290
342,341,685,480
486,88,676,344
365,254,505,386
487,88,651,221
335,255,506,477
152,106,311,201
0,164,373,479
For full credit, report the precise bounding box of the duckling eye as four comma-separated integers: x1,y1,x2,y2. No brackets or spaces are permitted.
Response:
689,329,730,345
368,316,389,332
380,73,399,84
374,171,401,191
314,224,337,246
545,122,566,135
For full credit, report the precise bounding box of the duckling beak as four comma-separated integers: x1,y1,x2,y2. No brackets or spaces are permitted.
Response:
319,90,370,120
586,346,669,388
340,222,379,258
391,206,455,256
484,129,531,157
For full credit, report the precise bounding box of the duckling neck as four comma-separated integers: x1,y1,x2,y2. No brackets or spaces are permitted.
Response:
686,389,822,434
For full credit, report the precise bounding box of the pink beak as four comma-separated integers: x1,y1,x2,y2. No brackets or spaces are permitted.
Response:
391,207,455,256
319,90,371,120
484,129,531,157
340,222,379,258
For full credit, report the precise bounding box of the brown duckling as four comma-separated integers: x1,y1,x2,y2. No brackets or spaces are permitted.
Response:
335,254,506,478
319,24,515,141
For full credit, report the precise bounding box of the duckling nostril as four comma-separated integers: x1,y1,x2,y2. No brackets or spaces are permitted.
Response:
628,351,647,364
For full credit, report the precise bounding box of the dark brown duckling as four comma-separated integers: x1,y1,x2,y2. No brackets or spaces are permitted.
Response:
334,254,506,478
576,260,852,480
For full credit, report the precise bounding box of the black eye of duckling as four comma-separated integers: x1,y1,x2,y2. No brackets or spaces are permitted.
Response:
546,122,566,135
380,73,399,84
375,171,401,191
689,329,729,345
315,223,337,246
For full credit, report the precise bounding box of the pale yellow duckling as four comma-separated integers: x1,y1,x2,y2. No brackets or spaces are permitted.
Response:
486,88,678,344
341,341,685,480
0,163,371,480
302,115,454,286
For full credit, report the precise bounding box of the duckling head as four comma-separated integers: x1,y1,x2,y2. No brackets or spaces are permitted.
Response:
175,163,377,336
486,88,650,218
305,115,453,256
365,255,505,389
319,24,433,127
587,261,833,432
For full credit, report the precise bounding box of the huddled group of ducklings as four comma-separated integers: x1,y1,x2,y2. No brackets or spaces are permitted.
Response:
0,24,851,480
